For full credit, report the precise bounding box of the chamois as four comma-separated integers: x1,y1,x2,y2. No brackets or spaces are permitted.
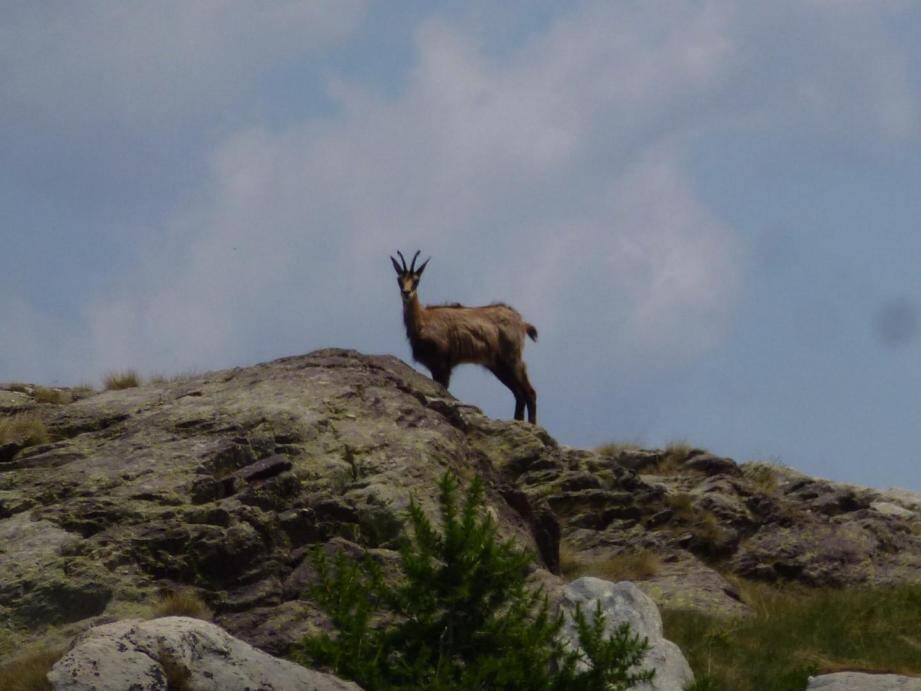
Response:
390,250,538,424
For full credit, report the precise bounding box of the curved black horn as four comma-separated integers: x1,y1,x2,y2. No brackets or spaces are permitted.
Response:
409,250,421,273
396,250,408,273
416,256,431,275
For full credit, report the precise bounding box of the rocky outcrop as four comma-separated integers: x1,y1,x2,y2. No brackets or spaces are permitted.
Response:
806,672,921,690
509,443,921,614
557,577,693,691
47,616,360,691
2,349,921,670
0,350,559,661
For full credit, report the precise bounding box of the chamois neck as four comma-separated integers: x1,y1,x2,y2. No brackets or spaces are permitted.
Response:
402,294,425,337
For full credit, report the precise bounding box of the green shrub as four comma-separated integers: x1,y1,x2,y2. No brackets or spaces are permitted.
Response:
296,473,654,691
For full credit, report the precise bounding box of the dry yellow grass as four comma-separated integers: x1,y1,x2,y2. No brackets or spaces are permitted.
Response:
103,370,141,390
148,371,200,385
559,545,661,582
648,440,695,475
741,461,780,494
158,646,193,690
33,387,70,405
70,385,96,400
591,551,662,581
558,544,585,578
0,414,50,448
151,589,212,621
595,441,643,458
0,647,63,691
666,492,696,520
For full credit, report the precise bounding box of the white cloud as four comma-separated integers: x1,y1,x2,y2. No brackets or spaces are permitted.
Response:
4,0,917,395
83,2,747,382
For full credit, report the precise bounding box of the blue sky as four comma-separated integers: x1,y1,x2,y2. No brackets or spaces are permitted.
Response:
3,1,921,489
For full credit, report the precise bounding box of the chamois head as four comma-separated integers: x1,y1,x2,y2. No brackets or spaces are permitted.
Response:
390,250,430,303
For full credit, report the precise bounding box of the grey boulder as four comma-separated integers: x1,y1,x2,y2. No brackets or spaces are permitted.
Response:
557,576,693,691
807,672,921,690
47,616,361,691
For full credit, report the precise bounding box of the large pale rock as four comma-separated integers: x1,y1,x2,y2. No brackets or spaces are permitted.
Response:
807,672,921,690
0,350,557,660
5,347,921,663
47,616,361,691
557,577,693,691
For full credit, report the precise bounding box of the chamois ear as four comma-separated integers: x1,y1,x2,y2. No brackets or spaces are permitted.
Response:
390,255,403,275
415,257,430,277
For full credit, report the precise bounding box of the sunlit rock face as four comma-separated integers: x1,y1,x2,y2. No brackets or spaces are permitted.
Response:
1,348,920,667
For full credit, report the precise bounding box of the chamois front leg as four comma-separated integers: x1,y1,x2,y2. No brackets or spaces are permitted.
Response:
430,365,452,389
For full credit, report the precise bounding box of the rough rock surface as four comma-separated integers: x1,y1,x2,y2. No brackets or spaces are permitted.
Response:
531,446,921,614
806,672,921,690
3,350,921,667
47,616,360,691
557,577,693,691
0,351,559,660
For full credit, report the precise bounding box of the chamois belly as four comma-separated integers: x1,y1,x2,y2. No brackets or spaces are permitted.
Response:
411,340,443,371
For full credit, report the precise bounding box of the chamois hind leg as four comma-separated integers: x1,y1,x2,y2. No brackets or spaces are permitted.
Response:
431,365,452,389
488,364,526,421
515,362,537,424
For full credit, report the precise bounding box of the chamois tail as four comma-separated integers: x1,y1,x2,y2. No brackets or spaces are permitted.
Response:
525,323,538,342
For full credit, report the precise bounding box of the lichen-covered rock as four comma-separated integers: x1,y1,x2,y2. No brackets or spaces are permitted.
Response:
557,577,694,691
534,440,921,607
4,348,921,665
806,672,921,690
46,616,361,690
0,350,555,661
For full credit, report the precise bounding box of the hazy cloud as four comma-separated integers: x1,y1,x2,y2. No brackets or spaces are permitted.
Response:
0,1,367,133
5,0,919,408
83,2,747,382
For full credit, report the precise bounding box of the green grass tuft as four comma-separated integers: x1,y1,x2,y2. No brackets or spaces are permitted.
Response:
665,583,921,691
